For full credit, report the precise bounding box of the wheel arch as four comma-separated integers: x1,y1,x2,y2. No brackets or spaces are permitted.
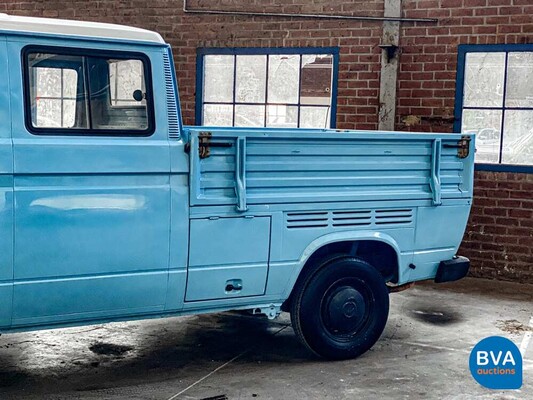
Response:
282,231,403,311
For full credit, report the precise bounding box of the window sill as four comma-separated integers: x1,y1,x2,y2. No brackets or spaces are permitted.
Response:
475,163,533,174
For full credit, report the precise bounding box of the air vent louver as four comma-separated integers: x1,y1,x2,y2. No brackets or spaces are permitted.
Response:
285,208,414,230
163,52,180,139
332,210,372,227
286,212,328,229
374,209,413,225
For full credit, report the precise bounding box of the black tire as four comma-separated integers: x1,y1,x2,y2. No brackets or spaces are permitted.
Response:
290,256,389,360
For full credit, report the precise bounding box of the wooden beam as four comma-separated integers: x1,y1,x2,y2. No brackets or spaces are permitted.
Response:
378,0,401,131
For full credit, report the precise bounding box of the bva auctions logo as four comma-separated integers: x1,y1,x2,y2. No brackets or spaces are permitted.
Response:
469,336,522,389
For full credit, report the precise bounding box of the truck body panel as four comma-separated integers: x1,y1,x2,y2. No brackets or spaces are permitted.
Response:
0,17,475,335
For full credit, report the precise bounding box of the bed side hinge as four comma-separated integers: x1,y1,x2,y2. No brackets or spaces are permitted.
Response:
443,135,471,159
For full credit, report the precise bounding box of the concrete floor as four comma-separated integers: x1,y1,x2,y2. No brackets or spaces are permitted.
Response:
0,278,531,400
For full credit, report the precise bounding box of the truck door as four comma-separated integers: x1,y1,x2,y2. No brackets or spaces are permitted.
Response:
185,132,271,302
9,42,171,327
186,216,271,301
0,37,14,330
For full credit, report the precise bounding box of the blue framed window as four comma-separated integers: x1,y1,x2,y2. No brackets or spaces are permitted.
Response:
196,47,339,129
454,44,533,173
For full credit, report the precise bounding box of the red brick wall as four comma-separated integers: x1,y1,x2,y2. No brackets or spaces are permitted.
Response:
1,0,532,282
400,0,533,133
460,172,533,284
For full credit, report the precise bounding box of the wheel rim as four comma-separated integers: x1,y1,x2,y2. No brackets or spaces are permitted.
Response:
320,278,373,340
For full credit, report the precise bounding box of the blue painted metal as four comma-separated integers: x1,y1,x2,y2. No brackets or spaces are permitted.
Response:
186,216,271,301
164,47,183,139
454,43,533,174
0,27,475,333
0,36,14,328
195,47,340,128
430,139,442,206
6,35,173,328
235,137,248,212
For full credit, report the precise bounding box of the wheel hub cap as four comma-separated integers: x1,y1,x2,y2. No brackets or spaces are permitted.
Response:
325,285,366,335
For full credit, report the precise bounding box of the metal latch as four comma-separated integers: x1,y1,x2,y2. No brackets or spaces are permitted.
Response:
443,135,471,159
184,132,233,159
198,131,212,159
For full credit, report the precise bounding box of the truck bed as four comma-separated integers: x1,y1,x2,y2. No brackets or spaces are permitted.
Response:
186,128,474,209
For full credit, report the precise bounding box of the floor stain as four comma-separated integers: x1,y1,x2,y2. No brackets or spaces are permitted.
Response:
496,319,533,334
410,308,462,325
89,342,133,356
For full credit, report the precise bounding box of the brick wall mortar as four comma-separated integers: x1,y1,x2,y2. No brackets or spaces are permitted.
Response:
2,0,532,283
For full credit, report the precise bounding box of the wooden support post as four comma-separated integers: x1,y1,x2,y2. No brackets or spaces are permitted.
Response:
378,0,401,131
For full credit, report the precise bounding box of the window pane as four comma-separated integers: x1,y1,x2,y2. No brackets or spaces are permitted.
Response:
109,59,145,106
300,106,330,129
62,99,77,127
268,55,300,104
88,57,149,131
35,67,62,98
203,104,233,126
28,53,88,129
35,99,62,128
464,52,505,107
236,55,266,103
300,55,332,106
235,105,265,127
266,105,298,128
462,109,502,164
502,110,533,165
506,52,533,108
63,69,78,98
204,55,234,102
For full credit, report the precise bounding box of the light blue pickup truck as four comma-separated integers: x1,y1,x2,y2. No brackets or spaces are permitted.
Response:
0,14,475,359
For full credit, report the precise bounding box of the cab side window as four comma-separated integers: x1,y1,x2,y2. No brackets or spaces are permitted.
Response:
25,49,154,135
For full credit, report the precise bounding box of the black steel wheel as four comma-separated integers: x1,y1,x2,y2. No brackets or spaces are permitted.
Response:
290,256,389,360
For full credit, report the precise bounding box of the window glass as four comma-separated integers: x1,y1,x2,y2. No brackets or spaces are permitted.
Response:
203,55,234,103
458,48,533,167
463,52,505,108
300,106,331,129
502,110,533,165
266,105,298,128
506,53,533,108
109,59,145,106
203,104,233,126
268,54,300,104
236,55,266,103
461,109,502,164
199,49,337,128
26,50,152,134
33,67,80,128
235,105,265,127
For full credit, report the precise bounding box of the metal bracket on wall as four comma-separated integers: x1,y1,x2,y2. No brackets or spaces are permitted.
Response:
182,0,438,23
379,44,399,63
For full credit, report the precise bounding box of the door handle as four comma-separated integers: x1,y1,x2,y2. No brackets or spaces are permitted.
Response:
225,279,243,292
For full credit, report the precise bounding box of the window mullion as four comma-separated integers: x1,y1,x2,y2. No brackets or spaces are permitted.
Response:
297,54,303,128
498,52,510,164
83,56,93,130
60,68,64,127
264,55,269,128
232,54,237,127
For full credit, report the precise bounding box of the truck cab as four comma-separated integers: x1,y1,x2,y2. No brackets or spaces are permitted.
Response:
0,14,475,359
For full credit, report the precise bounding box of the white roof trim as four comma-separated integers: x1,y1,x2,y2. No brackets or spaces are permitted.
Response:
0,14,165,44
